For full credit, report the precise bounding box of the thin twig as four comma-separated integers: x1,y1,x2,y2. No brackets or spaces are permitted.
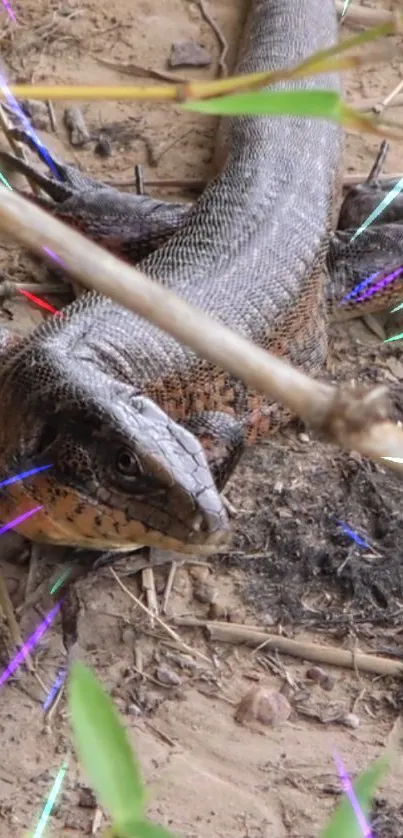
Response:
0,104,41,196
344,171,403,187
352,93,403,113
47,100,57,132
0,570,34,672
174,618,403,678
91,55,189,85
142,567,158,623
110,568,210,663
0,189,402,472
193,0,229,77
0,570,48,693
373,80,403,116
162,562,177,615
366,140,389,183
336,2,399,27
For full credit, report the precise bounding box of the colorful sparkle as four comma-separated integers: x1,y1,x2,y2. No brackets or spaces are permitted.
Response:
0,464,52,488
18,288,59,314
334,752,373,837
335,520,370,549
0,67,61,179
391,300,403,313
0,0,16,22
339,269,381,305
0,169,12,190
340,266,403,308
0,504,43,537
43,668,66,711
351,176,403,241
32,760,68,838
50,567,72,596
0,601,60,688
341,0,352,17
384,331,403,343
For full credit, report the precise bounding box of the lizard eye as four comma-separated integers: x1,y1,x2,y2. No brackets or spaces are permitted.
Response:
115,447,141,477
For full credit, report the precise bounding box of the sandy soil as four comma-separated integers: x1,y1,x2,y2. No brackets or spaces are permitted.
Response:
0,0,402,836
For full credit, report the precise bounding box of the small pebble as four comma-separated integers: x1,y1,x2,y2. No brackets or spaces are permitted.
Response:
156,665,182,687
78,787,97,809
306,666,336,692
235,687,291,727
193,579,217,605
94,134,112,157
208,601,229,620
127,702,142,717
339,712,360,730
169,41,212,68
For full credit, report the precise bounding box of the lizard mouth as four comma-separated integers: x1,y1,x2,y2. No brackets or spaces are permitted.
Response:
0,474,231,556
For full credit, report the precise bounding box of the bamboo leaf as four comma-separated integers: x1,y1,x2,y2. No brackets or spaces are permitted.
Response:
68,662,146,825
321,755,390,838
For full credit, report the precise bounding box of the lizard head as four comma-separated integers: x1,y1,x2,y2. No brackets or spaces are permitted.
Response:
0,359,231,554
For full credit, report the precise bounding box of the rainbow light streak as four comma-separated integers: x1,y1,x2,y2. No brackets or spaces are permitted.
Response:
336,520,370,549
334,752,373,837
42,245,65,268
0,68,61,179
340,266,403,308
0,601,60,687
0,504,43,536
341,0,352,16
18,288,59,314
43,668,66,711
0,0,15,22
391,301,403,313
384,331,403,343
351,176,403,241
32,760,68,838
50,567,72,595
0,464,52,488
0,170,12,190
339,270,380,306
354,266,403,304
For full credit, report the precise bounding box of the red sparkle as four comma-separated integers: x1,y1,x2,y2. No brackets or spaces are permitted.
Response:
18,288,59,315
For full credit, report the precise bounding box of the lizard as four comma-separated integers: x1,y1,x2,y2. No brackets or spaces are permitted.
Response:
0,0,361,559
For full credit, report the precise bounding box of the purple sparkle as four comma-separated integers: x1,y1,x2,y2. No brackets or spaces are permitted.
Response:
0,0,16,22
340,266,403,307
0,504,43,536
41,246,65,268
0,465,52,489
335,520,370,549
0,602,61,687
0,67,61,179
43,668,66,711
334,752,373,837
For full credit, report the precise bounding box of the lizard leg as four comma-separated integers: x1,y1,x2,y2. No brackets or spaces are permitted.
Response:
180,411,245,492
328,226,403,319
0,147,191,264
339,181,403,230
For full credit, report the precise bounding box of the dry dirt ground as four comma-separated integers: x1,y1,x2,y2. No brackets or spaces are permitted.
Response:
0,0,402,836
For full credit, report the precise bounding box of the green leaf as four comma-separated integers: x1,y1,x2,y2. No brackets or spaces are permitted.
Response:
321,754,390,838
68,661,145,824
184,89,341,118
114,819,178,838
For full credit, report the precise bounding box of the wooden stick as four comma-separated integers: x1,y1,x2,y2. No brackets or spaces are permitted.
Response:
352,93,403,114
174,618,403,678
343,171,402,187
0,189,402,471
336,2,399,28
110,568,210,663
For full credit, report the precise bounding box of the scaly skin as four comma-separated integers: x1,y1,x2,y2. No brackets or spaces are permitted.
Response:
0,0,341,553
